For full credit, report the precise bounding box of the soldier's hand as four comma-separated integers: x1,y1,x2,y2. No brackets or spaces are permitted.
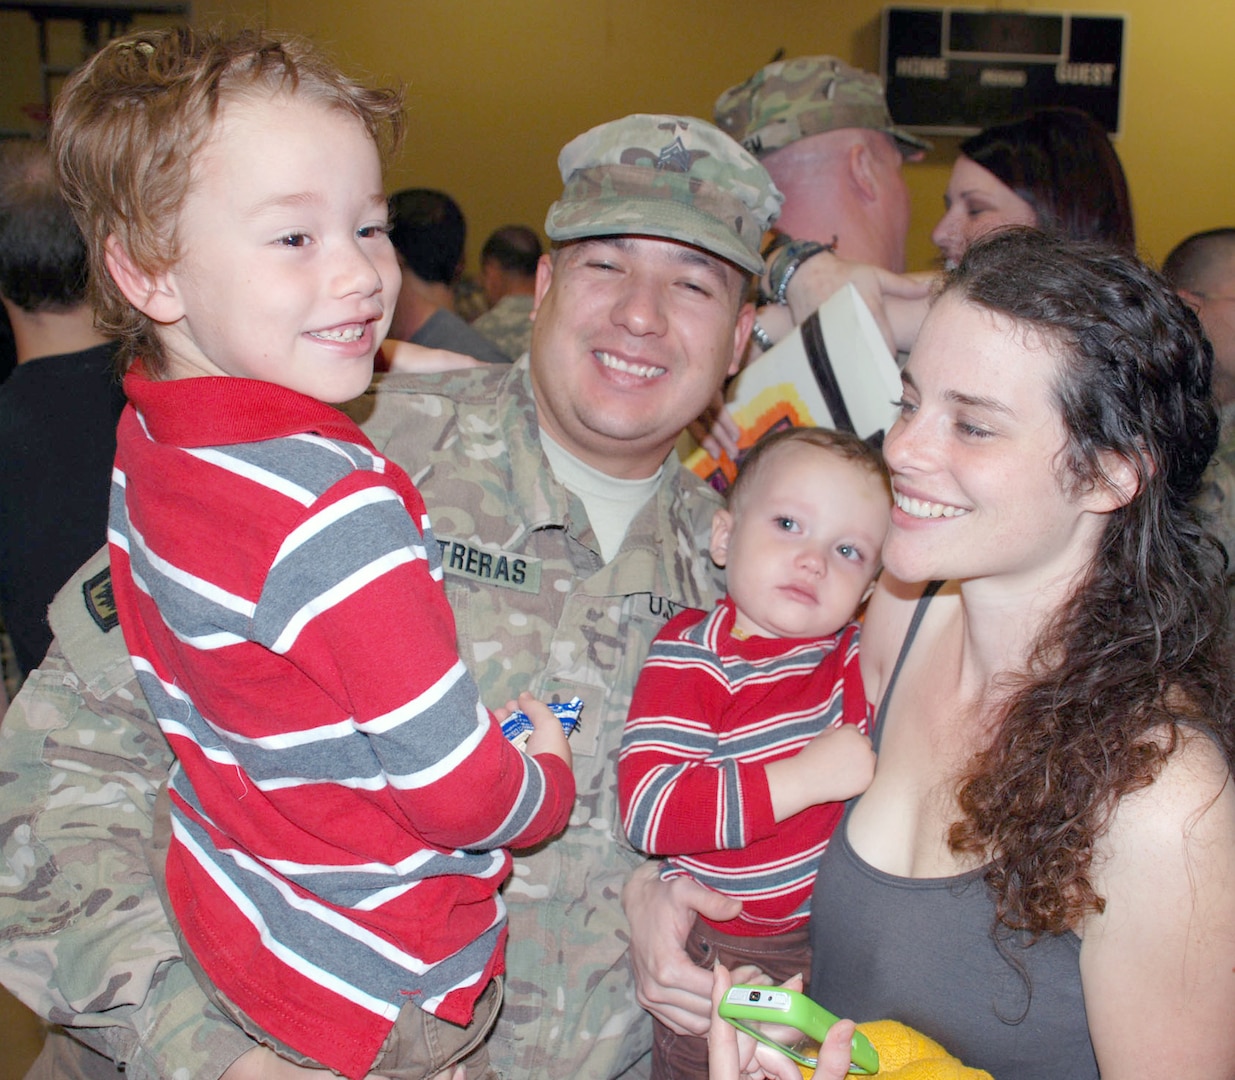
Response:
623,862,744,1035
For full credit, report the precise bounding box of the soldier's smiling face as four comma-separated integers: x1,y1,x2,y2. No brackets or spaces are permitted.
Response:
528,236,753,480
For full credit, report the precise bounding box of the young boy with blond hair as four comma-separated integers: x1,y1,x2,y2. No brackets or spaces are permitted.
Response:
51,28,574,1080
619,426,891,1079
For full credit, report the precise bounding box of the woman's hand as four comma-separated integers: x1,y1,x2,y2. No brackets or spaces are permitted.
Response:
764,251,933,356
707,965,857,1080
688,391,743,463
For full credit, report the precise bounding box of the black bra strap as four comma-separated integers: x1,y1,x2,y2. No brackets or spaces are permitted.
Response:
871,580,944,750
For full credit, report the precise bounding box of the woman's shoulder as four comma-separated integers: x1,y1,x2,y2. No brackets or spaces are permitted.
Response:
1105,726,1235,849
1088,724,1235,917
1080,726,1235,1074
860,575,958,702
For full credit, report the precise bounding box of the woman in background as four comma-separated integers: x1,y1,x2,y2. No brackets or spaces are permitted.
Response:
931,107,1134,268
697,108,1136,464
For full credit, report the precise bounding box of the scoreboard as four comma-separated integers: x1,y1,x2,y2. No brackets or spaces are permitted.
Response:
881,7,1126,136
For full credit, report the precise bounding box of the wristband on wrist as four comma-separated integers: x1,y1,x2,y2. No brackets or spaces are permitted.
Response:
750,321,775,353
756,234,792,306
767,236,838,305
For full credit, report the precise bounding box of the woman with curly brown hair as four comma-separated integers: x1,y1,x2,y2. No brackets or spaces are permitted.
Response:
628,228,1235,1079
801,226,1235,1078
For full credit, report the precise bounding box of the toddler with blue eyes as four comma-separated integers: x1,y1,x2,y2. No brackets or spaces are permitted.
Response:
618,426,890,1080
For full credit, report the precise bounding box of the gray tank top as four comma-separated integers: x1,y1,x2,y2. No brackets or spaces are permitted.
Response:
809,583,1100,1079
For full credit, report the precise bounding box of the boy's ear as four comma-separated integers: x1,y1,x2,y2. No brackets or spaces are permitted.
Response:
709,508,733,568
104,234,184,324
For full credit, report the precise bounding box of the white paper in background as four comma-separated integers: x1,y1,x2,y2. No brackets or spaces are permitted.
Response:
682,284,902,492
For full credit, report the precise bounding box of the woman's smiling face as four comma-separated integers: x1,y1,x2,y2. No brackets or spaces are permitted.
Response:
880,293,1113,591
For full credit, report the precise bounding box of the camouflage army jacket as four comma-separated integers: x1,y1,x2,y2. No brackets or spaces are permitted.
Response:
471,293,535,361
0,357,724,1080
361,359,724,1077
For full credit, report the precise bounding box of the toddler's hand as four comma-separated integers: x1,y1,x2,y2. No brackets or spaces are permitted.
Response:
765,725,875,822
519,692,573,769
798,725,876,804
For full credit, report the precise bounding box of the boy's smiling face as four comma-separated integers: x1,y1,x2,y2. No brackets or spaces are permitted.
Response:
147,91,399,402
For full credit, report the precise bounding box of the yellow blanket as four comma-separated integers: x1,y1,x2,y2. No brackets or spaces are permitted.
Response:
798,1021,994,1079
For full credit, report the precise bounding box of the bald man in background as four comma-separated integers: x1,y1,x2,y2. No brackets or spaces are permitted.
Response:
1165,227,1235,594
713,56,930,356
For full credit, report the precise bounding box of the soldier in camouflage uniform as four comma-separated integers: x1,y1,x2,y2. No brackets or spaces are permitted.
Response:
714,56,928,164
714,55,927,275
0,112,783,1080
469,292,534,361
686,58,930,476
471,226,542,361
708,56,930,370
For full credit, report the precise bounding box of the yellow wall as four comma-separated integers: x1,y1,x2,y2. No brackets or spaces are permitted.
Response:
3,1,1232,270
0,1,266,139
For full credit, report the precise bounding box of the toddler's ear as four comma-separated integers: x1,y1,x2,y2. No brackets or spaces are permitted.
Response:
709,508,733,568
104,235,184,324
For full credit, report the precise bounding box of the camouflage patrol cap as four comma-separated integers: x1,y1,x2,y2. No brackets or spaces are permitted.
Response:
544,114,784,274
714,56,931,160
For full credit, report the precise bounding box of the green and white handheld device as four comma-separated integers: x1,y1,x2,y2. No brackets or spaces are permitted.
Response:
717,985,879,1076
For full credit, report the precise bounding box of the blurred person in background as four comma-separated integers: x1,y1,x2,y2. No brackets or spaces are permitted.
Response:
0,139,123,681
1164,226,1235,594
386,187,510,364
471,224,542,360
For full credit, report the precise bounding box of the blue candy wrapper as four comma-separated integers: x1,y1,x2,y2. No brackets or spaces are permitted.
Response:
501,696,583,749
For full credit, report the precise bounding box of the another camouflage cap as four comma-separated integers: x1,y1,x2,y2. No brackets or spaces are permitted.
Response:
714,56,931,159
544,114,784,274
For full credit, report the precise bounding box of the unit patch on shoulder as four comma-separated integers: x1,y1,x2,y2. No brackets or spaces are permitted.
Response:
83,565,119,632
436,538,541,595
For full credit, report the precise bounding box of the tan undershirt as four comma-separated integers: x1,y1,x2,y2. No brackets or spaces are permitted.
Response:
540,431,663,562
